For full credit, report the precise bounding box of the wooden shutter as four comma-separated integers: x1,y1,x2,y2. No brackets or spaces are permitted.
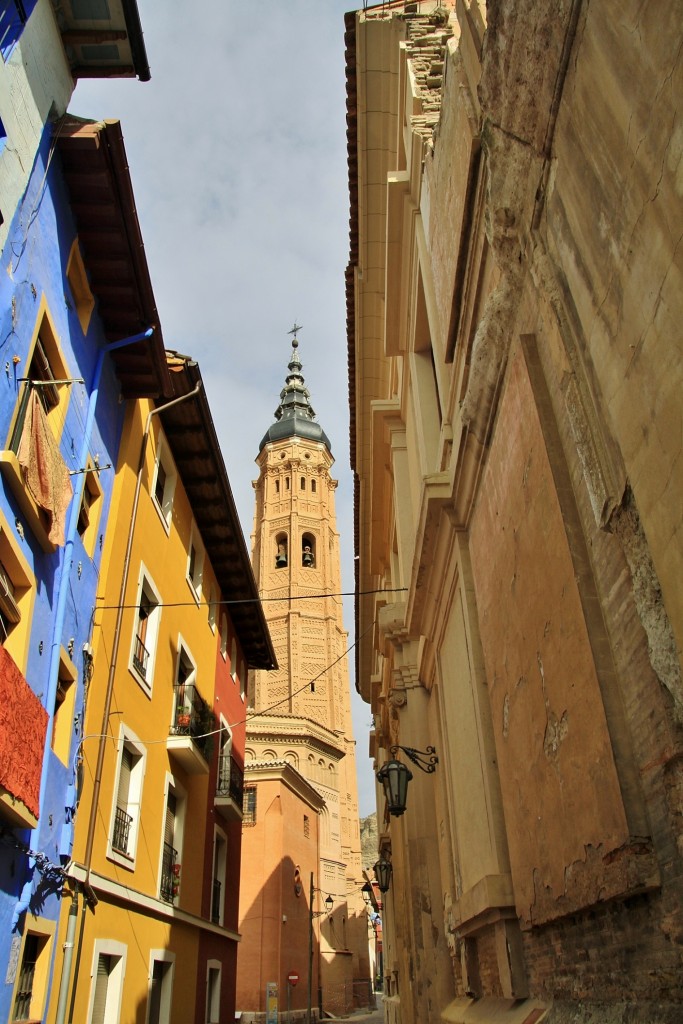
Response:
90,954,111,1024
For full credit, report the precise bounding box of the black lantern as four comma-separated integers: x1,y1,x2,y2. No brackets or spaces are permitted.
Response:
376,758,413,816
373,856,393,893
361,882,373,907
324,894,334,912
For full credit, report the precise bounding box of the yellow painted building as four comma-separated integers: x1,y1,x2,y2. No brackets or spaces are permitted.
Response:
52,352,274,1024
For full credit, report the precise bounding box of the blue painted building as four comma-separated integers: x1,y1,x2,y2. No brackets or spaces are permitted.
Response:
0,112,171,1022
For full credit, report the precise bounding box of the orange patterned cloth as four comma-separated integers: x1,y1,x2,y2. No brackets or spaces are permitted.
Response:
17,390,73,545
0,644,48,818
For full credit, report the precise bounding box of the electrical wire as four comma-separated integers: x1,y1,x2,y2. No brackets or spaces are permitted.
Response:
93,586,407,611
77,620,376,753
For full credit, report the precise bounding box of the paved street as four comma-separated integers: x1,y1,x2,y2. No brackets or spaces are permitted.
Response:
327,996,385,1023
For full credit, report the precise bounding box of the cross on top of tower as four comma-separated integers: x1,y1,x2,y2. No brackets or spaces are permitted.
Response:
258,321,331,453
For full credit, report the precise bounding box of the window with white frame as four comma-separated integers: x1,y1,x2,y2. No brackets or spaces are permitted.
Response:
160,776,185,904
187,526,205,600
219,614,228,660
211,826,227,926
206,961,222,1024
207,585,217,632
152,440,177,531
130,568,161,693
109,730,145,866
147,951,174,1024
230,638,237,682
88,941,126,1024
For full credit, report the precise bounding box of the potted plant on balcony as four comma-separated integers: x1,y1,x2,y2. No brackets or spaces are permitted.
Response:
176,705,191,729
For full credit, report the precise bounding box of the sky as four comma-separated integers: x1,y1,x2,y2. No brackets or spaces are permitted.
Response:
68,1,377,817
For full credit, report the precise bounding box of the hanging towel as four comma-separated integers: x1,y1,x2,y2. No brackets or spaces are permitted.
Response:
17,389,73,546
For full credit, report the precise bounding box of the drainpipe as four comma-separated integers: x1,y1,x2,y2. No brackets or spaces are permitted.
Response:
11,328,154,931
54,378,201,1024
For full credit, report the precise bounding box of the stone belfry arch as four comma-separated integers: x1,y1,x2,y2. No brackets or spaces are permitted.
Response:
242,328,366,1015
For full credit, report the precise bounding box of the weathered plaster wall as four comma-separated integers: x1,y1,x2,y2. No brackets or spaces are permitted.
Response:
470,338,636,926
0,1,73,253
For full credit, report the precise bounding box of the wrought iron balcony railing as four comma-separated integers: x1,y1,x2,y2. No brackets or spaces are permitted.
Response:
112,805,133,856
216,751,244,805
211,878,222,924
160,841,178,904
132,633,150,678
170,683,215,761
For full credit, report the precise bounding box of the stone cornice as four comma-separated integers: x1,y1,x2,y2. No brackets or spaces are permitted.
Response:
243,760,326,811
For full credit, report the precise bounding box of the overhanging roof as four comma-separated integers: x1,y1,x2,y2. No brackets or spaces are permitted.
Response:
160,354,278,672
56,116,172,399
51,0,151,81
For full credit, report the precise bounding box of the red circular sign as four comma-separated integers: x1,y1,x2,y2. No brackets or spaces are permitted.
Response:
288,972,299,986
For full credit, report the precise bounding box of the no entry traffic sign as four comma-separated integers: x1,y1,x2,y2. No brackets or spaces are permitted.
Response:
288,972,299,987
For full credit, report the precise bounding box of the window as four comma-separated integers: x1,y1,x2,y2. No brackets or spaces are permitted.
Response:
88,942,126,1024
0,556,19,640
187,528,204,599
207,586,217,632
160,778,185,904
173,641,197,731
311,479,316,493
219,614,228,660
8,313,68,455
304,815,310,838
66,238,95,334
0,1,39,60
230,639,237,683
11,927,51,1023
300,476,306,490
302,533,316,568
130,570,161,692
147,955,174,1024
0,516,31,663
285,476,290,490
243,787,256,826
109,731,145,866
211,827,227,925
275,533,288,568
206,962,222,1024
52,647,76,765
275,478,280,494
76,462,103,555
152,441,176,531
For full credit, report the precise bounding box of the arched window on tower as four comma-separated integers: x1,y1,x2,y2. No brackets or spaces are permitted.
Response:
311,479,316,494
300,476,306,491
275,533,288,568
302,533,315,568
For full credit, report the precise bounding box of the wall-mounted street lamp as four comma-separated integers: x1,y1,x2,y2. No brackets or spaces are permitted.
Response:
376,745,438,817
373,856,393,893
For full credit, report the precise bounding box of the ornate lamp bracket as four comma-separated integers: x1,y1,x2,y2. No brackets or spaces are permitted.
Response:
390,744,438,773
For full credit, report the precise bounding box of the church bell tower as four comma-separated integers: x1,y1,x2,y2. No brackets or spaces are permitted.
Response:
241,328,366,1015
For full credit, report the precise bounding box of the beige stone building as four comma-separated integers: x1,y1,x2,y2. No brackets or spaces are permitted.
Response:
346,2,683,1023
237,335,369,1018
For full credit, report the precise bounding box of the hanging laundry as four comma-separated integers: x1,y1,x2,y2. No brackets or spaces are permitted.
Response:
17,389,73,545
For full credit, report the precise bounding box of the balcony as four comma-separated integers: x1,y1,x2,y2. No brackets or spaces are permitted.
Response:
111,806,133,857
211,878,221,924
132,633,149,678
214,751,244,822
167,683,215,775
160,842,178,904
